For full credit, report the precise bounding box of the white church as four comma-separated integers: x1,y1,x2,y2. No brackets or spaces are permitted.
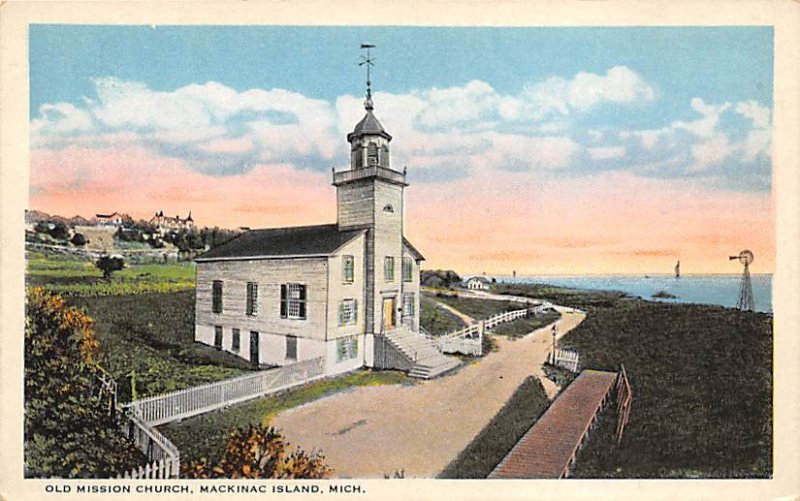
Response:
194,76,459,379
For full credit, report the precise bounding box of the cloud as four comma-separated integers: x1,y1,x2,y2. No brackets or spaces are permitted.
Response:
588,146,626,161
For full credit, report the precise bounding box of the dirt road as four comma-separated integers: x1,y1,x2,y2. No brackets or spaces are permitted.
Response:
270,306,584,478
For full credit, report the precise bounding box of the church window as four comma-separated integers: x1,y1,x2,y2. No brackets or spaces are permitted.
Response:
281,283,307,320
383,204,394,213
214,325,223,349
342,255,354,283
403,293,415,316
286,335,298,361
231,328,241,352
246,282,258,316
384,257,395,282
212,280,223,313
336,336,359,362
367,142,379,166
402,257,413,282
339,299,357,325
381,145,390,167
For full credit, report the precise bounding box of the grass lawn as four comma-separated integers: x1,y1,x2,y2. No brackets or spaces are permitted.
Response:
490,311,562,339
426,292,523,320
438,376,550,478
159,370,415,466
492,283,627,310
420,295,468,335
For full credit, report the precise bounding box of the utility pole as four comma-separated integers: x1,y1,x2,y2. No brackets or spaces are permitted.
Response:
551,324,557,364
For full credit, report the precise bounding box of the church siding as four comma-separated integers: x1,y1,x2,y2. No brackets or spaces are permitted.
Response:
326,233,366,339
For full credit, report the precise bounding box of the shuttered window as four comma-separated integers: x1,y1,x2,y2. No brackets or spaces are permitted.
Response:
246,282,258,316
280,283,307,320
367,141,378,166
342,255,354,283
402,257,413,282
403,293,415,316
336,336,359,362
338,299,358,326
384,257,394,282
231,328,240,352
212,280,223,313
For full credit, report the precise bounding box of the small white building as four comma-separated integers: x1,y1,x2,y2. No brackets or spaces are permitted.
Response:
466,276,493,290
194,89,458,378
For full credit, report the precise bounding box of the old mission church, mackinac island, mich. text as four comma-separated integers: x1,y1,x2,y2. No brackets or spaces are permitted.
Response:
193,80,461,379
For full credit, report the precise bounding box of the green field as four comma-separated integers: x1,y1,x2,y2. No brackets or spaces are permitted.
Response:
491,311,562,339
159,370,415,466
26,251,195,296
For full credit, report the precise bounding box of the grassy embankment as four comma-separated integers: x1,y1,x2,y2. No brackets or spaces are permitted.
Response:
439,376,550,478
26,251,249,400
487,283,773,478
160,370,415,466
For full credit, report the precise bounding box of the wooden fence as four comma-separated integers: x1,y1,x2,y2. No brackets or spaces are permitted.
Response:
552,348,580,372
118,410,181,478
129,357,326,426
437,305,552,356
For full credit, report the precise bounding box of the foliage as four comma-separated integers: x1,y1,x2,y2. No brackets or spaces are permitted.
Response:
161,370,414,465
420,296,467,335
420,269,462,288
492,283,627,311
184,425,332,479
95,255,125,280
24,287,145,478
439,376,550,478
560,300,772,478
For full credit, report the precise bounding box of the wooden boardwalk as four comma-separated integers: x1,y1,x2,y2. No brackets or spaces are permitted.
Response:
489,369,618,479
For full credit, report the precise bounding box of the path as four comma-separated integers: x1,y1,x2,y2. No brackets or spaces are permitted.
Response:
429,298,475,324
271,305,584,478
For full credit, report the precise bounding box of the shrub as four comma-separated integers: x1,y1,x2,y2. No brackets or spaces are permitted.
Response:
184,424,332,479
70,233,87,246
95,255,125,280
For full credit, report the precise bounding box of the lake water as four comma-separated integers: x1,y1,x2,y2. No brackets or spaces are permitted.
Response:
505,274,773,312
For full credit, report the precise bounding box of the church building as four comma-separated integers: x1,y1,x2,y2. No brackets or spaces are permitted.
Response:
194,77,459,379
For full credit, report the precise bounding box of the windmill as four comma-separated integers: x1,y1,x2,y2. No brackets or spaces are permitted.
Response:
729,250,755,311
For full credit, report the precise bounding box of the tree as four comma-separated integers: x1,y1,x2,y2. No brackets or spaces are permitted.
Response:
24,288,144,477
184,425,332,479
70,233,86,246
48,221,70,240
95,255,124,279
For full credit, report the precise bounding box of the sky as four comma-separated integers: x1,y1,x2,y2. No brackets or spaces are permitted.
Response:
29,26,774,275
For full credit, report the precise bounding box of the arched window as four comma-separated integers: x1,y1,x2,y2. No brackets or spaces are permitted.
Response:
367,142,379,166
383,204,394,213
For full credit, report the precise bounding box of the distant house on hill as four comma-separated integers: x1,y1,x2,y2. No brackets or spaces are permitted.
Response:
193,89,458,379
465,276,493,290
94,212,132,227
150,211,195,234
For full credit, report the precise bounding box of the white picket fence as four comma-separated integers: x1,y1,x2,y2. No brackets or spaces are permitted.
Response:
118,410,181,478
437,305,552,356
552,348,580,372
129,357,326,426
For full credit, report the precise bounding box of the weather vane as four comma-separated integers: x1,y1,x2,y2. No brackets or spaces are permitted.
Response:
359,43,376,110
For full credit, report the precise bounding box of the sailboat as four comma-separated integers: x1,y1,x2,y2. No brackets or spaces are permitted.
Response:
675,260,680,279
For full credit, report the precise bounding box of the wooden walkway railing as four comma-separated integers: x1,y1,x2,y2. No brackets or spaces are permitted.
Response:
489,369,630,479
129,357,325,426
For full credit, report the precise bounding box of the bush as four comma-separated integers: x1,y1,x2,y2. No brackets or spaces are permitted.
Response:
184,424,332,479
95,255,125,280
24,287,145,477
70,233,87,246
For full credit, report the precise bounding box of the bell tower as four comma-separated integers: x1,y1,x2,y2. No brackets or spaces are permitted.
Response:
333,44,407,337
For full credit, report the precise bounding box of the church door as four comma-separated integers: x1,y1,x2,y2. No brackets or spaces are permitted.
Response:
382,297,395,332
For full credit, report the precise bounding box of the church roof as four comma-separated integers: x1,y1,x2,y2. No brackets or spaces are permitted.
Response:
348,110,392,142
195,224,366,261
403,237,425,261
